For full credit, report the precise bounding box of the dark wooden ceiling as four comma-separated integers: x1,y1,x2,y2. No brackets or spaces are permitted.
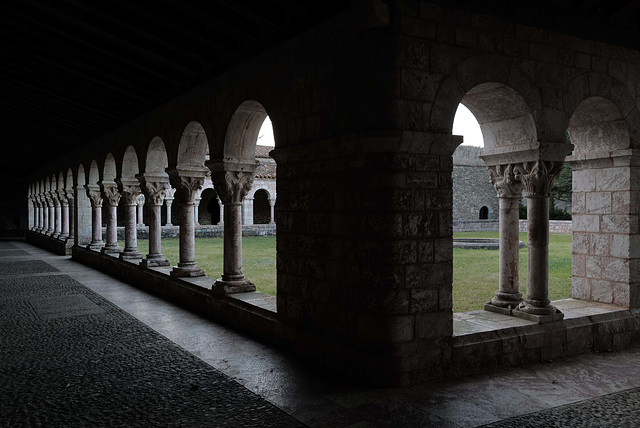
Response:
1,0,638,179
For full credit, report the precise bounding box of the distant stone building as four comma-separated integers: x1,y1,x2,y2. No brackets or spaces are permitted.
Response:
452,146,499,221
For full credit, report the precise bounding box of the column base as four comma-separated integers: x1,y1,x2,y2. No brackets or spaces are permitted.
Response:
101,245,122,255
484,292,523,315
170,263,205,277
119,250,143,260
86,242,104,251
141,256,171,267
212,279,256,295
512,302,564,324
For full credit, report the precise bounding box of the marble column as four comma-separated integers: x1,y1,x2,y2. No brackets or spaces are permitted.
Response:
44,192,54,235
484,164,524,313
51,192,62,239
164,197,174,226
268,198,275,224
138,175,170,267
29,195,37,231
167,167,207,277
218,196,224,225
118,180,143,260
210,163,258,294
100,183,122,254
66,190,75,240
84,184,104,250
57,189,69,239
33,195,42,232
513,160,564,321
194,197,201,226
136,195,145,226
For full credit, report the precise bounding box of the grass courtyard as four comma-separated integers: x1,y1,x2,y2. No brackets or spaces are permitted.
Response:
123,232,572,313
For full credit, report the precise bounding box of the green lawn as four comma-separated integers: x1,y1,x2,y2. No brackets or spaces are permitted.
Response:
452,232,572,313
121,232,573,314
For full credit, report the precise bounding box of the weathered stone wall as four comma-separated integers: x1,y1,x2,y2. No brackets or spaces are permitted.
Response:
518,220,572,234
452,146,500,221
110,224,276,240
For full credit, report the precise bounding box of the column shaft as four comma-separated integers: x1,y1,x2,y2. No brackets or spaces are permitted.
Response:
525,196,550,308
222,202,244,281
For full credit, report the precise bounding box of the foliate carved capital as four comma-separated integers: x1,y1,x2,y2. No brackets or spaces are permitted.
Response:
211,170,254,205
170,175,205,205
56,189,69,206
85,188,103,208
140,181,169,206
488,164,523,199
101,186,121,207
513,160,563,198
117,179,141,206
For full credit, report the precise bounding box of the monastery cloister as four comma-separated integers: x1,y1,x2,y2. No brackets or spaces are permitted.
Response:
26,1,640,385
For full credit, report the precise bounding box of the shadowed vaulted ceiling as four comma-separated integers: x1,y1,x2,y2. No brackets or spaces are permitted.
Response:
1,0,639,179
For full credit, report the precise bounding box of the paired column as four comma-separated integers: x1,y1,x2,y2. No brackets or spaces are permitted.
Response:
164,197,174,226
65,190,75,240
33,195,42,232
194,197,201,225
44,192,54,235
136,195,145,227
51,192,62,238
84,184,104,250
268,198,275,224
138,175,171,267
210,162,258,294
217,196,224,224
118,179,143,260
484,164,524,313
56,189,70,240
100,182,122,254
167,167,207,277
513,160,564,321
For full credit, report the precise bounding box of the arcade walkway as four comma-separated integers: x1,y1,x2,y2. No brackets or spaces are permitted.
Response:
3,241,640,427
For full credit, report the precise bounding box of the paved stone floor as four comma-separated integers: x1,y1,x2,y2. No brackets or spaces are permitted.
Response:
3,240,640,427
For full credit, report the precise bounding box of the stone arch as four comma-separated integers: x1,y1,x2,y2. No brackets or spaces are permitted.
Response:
88,160,100,185
66,168,74,191
57,172,65,191
431,55,541,149
567,97,630,156
177,121,208,167
253,188,271,224
103,153,117,181
145,137,169,174
77,164,86,186
224,100,269,163
122,146,140,179
199,188,219,225
479,206,489,220
75,163,92,246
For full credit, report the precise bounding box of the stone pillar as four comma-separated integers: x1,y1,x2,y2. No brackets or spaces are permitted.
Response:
218,196,224,224
44,192,54,235
100,182,122,255
243,197,254,226
84,184,104,250
29,195,37,231
164,197,174,226
66,190,75,240
138,175,171,267
118,180,143,260
268,198,276,224
33,195,43,232
57,189,70,239
136,195,145,227
194,197,201,226
209,162,258,294
167,166,207,277
51,192,62,239
513,160,564,322
484,164,524,313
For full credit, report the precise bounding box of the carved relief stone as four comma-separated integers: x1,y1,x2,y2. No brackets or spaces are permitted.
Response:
211,170,254,205
513,161,562,198
488,164,524,199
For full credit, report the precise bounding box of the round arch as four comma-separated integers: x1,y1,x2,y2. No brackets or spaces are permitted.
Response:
177,121,208,167
145,137,169,174
122,146,140,179
103,153,117,181
252,188,271,224
224,100,269,163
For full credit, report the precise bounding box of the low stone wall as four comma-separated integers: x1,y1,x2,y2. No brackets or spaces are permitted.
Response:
519,220,572,234
111,224,277,240
453,220,499,232
26,230,73,255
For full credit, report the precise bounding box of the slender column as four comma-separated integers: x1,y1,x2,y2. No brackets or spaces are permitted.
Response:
29,195,37,231
118,180,143,260
167,168,207,277
218,197,224,224
44,192,54,235
243,197,254,225
66,190,75,240
194,197,201,225
210,163,258,294
51,192,62,238
164,197,174,226
138,175,170,267
57,189,69,239
41,195,49,234
84,185,104,250
513,161,564,319
136,195,145,226
33,195,42,232
268,198,275,224
100,183,122,254
484,164,524,312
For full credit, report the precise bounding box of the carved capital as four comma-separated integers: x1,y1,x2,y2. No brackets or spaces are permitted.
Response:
117,180,141,206
211,170,254,205
56,189,69,207
169,175,205,205
488,164,524,199
101,185,121,207
139,180,169,206
513,161,563,198
84,186,103,208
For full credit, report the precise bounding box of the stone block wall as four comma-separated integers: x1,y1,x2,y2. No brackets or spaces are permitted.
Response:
518,220,572,234
452,146,499,221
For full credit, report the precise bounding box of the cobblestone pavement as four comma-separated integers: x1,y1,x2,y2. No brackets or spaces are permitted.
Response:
0,257,304,427
482,388,640,427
